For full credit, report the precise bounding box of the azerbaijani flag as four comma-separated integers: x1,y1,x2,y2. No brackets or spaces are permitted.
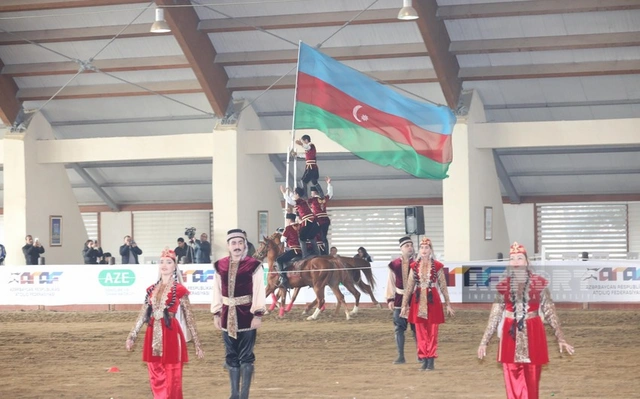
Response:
293,42,456,179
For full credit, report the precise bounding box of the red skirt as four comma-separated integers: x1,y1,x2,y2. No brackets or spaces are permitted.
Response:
142,317,189,364
408,287,444,325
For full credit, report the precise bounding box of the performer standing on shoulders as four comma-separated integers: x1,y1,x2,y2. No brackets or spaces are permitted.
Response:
477,242,574,399
276,214,302,288
212,229,266,399
401,237,454,370
293,134,321,197
308,176,333,255
386,236,416,365
280,186,320,259
126,249,204,398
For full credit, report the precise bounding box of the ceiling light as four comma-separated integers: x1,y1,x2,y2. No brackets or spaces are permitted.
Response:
150,8,171,33
397,0,419,20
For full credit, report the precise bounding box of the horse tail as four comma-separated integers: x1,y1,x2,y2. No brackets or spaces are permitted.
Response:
360,260,377,290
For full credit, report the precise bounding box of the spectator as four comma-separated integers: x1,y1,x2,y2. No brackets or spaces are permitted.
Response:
82,239,103,264
119,235,142,264
99,252,113,265
354,246,373,262
0,243,6,265
175,237,190,264
193,233,211,264
22,235,45,265
329,246,338,256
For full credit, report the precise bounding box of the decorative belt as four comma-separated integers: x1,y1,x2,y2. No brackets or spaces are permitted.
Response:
419,283,433,289
316,212,328,218
222,295,252,306
395,288,405,295
305,160,317,165
300,214,314,223
504,310,539,320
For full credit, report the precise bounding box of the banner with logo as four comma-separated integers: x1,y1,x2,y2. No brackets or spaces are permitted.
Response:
1,260,638,306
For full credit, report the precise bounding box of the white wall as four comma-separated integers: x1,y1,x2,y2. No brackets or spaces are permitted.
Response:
628,202,640,253
100,211,132,263
3,113,87,265
503,203,535,255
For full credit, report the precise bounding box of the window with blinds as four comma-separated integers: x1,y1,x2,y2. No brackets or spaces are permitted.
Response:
81,212,99,241
327,206,444,262
132,210,213,263
536,203,628,259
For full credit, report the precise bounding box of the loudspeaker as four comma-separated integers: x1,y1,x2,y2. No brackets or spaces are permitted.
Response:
404,206,425,235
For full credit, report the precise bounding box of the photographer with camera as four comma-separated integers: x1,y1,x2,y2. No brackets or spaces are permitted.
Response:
82,239,103,264
119,235,143,264
192,232,211,264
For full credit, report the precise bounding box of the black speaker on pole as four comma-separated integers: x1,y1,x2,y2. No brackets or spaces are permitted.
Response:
404,206,425,235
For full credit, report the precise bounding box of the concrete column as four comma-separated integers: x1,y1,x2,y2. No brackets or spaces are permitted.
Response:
211,105,283,259
3,113,87,265
443,91,509,261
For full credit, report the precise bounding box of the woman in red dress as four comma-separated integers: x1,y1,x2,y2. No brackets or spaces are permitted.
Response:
477,242,575,399
400,237,455,370
126,249,204,399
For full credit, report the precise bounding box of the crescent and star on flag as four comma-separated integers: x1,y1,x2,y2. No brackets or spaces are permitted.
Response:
352,105,369,123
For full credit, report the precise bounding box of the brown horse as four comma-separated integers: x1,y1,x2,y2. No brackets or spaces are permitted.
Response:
258,233,361,320
253,232,285,315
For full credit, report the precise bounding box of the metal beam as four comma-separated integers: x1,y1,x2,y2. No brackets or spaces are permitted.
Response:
485,98,640,110
0,0,149,12
17,79,203,101
274,174,420,183
51,114,214,127
268,154,294,186
413,0,462,109
495,146,640,156
438,0,640,20
71,179,211,188
215,43,427,66
197,8,399,33
0,58,22,125
2,55,191,78
510,169,640,178
460,60,640,81
69,163,119,211
450,32,640,55
0,24,168,45
71,159,212,169
492,150,520,204
157,0,231,118
228,69,438,91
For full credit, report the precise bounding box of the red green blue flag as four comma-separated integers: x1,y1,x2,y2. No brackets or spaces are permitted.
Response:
293,42,456,179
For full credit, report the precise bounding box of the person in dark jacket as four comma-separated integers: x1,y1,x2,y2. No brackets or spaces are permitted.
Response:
82,239,103,264
119,235,143,264
22,235,45,265
354,246,373,262
193,233,211,264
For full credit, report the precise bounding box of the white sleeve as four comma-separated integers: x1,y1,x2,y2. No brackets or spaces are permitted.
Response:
282,192,296,206
327,183,334,199
301,142,311,151
250,266,266,316
280,235,287,245
211,273,223,314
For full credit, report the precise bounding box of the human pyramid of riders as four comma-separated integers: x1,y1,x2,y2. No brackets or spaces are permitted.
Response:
277,134,333,289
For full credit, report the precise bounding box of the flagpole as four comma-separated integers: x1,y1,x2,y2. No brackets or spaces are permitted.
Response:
284,41,304,224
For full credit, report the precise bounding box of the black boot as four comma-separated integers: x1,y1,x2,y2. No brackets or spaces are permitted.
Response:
393,332,406,364
308,238,319,256
420,358,428,371
300,240,310,259
426,357,435,370
239,363,255,399
228,366,240,399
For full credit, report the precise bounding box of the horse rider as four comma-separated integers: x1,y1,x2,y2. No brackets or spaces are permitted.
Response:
293,134,322,198
280,186,320,259
276,213,302,288
308,176,333,255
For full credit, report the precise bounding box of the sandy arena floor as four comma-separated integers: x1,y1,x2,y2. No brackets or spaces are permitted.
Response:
0,307,637,399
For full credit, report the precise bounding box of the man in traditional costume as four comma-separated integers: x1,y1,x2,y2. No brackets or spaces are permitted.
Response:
307,177,333,255
386,236,416,364
276,213,302,288
293,134,321,198
477,242,575,399
280,186,320,258
212,229,266,399
401,237,455,370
